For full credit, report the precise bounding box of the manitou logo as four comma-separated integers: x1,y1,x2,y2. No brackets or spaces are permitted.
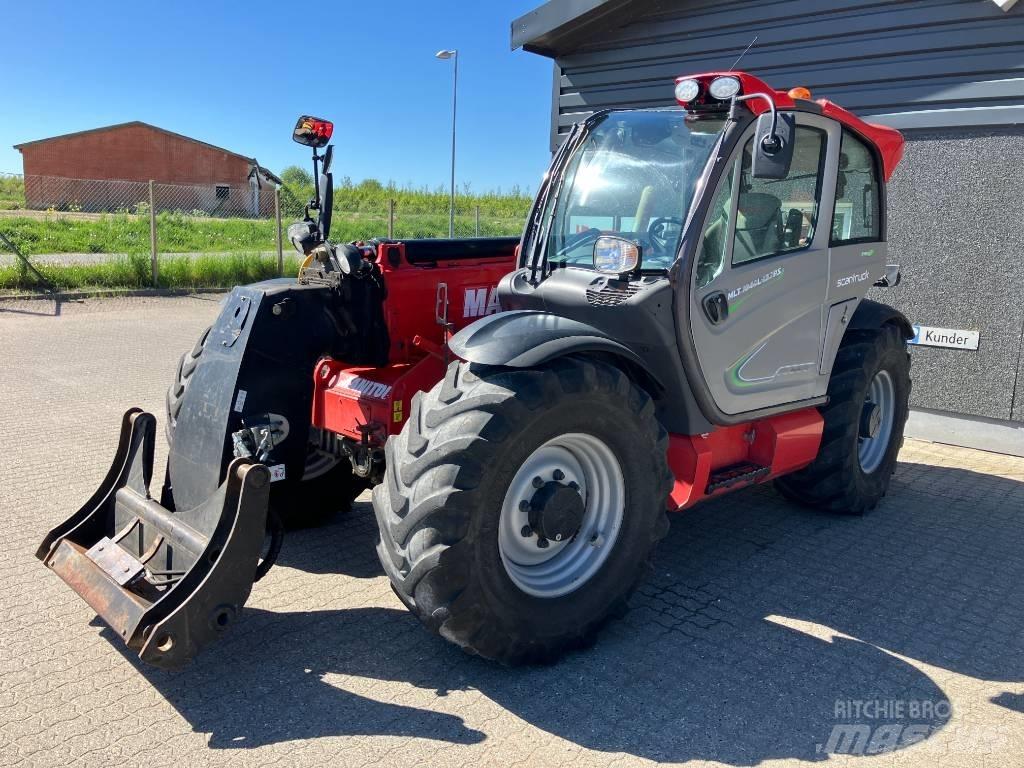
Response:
463,286,501,318
334,372,392,401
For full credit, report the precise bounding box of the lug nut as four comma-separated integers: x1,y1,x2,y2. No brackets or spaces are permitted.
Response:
568,481,580,491
521,525,533,538
537,537,550,549
519,500,531,512
553,469,565,481
554,533,563,541
532,476,544,489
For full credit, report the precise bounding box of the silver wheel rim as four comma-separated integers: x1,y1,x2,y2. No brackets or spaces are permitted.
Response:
858,369,895,474
498,433,625,599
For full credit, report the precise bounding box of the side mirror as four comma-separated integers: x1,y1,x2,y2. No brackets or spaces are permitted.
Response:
293,115,334,148
752,112,795,180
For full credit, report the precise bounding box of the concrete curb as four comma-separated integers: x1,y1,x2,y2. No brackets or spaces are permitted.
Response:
0,287,228,302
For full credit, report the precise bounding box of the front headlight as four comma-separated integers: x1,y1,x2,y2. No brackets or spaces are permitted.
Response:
594,236,641,274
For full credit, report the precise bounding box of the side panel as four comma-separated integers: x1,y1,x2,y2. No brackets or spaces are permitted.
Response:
665,407,823,510
379,248,514,365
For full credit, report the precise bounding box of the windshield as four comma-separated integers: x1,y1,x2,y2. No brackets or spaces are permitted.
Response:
537,110,726,272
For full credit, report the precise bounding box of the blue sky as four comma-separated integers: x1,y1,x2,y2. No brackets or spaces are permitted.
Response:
0,1,552,194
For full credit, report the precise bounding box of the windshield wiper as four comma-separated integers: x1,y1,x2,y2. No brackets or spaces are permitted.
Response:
530,119,596,283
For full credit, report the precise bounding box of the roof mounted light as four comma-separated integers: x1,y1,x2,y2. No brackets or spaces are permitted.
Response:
788,86,812,100
709,76,741,100
674,78,701,104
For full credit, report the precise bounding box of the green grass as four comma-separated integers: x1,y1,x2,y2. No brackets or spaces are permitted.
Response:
0,209,524,258
0,252,301,292
0,174,527,292
0,175,23,210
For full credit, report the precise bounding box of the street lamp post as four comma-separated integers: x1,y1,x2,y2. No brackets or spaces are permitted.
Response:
435,48,458,238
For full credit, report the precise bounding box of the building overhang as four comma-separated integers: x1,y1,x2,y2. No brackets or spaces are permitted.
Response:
511,0,636,55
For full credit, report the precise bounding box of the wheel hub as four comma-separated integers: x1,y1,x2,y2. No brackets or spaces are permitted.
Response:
858,369,896,474
528,482,584,543
497,433,625,598
860,401,882,439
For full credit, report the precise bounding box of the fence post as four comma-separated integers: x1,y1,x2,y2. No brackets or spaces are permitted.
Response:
148,180,158,286
475,205,480,237
274,186,283,276
388,198,395,239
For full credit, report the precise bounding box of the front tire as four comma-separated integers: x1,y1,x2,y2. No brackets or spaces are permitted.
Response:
774,324,911,514
373,358,672,665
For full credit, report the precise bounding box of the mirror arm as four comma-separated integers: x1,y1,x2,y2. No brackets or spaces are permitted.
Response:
731,93,780,153
311,148,322,212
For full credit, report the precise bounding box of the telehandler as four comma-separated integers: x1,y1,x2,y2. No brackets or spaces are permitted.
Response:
38,73,912,668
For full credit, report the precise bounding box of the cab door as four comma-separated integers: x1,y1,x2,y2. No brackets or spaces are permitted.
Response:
687,113,840,416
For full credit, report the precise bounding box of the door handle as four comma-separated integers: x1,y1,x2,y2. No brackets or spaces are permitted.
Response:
702,292,729,325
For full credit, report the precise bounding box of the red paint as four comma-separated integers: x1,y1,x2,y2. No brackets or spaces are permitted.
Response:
665,408,823,510
817,100,904,181
674,71,904,181
311,240,516,443
376,242,514,365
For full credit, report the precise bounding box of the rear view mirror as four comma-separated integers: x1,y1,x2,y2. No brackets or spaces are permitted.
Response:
293,115,334,148
752,112,795,180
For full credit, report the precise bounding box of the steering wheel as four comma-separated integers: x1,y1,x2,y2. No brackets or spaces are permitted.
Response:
647,217,684,253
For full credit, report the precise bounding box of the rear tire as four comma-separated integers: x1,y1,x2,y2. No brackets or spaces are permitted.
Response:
774,324,911,514
373,358,673,664
165,325,363,529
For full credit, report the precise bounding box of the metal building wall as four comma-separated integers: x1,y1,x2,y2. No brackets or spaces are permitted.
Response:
521,0,1024,441
548,0,1024,148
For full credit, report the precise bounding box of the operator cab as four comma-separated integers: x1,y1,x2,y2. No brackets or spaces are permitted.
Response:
489,71,903,432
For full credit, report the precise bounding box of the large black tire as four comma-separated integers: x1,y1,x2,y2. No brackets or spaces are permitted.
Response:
373,357,673,665
165,325,363,529
774,324,911,514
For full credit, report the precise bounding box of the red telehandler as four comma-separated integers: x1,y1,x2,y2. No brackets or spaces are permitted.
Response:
39,74,912,668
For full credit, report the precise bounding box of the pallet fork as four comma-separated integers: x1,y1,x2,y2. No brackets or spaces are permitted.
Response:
36,409,270,669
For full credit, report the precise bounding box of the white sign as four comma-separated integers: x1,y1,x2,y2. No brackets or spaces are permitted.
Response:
909,325,980,351
268,464,287,483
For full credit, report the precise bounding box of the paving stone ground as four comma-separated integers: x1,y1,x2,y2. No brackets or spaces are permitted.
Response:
2,295,1023,768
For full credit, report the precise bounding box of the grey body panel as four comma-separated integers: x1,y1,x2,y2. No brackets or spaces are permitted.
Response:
491,268,715,435
820,299,858,376
687,113,841,415
448,309,648,370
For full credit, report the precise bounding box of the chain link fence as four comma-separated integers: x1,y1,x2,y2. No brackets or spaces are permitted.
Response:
0,173,528,292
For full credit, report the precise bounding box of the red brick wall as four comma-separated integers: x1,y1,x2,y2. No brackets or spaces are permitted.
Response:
19,123,252,185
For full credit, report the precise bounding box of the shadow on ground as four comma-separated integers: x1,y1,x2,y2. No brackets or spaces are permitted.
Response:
104,460,1024,763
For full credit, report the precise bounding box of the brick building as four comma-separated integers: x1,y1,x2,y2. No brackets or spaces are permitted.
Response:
14,121,281,217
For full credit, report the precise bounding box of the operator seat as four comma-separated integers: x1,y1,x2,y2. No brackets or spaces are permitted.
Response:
734,192,782,263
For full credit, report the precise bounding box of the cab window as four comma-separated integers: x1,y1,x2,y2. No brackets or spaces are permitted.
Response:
831,129,881,244
695,163,735,288
733,126,826,265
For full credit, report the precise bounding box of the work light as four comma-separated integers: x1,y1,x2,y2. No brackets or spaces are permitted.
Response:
674,79,701,104
709,76,741,100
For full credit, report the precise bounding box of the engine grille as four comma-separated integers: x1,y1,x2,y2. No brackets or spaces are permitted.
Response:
585,281,645,307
